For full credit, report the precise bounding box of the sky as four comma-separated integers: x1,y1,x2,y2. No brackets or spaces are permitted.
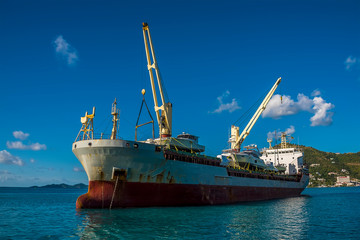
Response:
1,0,360,187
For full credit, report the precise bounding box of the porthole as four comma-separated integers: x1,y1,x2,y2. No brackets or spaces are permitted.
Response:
88,142,92,147
134,143,139,148
74,144,77,148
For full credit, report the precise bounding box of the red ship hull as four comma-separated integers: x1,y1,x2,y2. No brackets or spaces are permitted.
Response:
76,180,305,209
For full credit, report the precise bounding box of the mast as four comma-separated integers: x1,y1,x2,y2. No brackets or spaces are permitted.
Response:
142,22,172,138
267,138,273,149
111,98,119,140
281,132,287,149
231,77,281,151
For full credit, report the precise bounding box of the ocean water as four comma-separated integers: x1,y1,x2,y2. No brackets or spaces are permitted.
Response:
0,187,359,239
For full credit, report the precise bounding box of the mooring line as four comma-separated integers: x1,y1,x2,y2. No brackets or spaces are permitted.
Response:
109,176,119,209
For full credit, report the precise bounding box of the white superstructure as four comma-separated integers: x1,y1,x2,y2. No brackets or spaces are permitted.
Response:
261,133,304,175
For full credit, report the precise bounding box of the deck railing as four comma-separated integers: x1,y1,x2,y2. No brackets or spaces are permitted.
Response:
75,132,123,142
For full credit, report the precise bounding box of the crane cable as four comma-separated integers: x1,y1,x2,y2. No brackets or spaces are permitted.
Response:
233,90,268,127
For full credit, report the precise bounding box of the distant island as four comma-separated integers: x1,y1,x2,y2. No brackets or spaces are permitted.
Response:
30,183,88,189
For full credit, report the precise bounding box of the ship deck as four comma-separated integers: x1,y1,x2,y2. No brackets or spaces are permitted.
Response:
164,149,304,183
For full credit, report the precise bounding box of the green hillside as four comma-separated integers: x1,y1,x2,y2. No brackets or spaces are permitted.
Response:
301,145,360,187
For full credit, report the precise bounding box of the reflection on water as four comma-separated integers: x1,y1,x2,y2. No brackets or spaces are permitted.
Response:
75,196,312,239
225,196,310,240
1,187,359,239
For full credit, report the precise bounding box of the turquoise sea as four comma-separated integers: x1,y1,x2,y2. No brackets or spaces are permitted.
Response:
0,187,359,239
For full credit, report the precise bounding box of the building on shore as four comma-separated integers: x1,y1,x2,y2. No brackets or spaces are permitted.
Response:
335,176,355,187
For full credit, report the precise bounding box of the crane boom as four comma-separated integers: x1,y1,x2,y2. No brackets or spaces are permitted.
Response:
232,77,281,150
142,23,172,138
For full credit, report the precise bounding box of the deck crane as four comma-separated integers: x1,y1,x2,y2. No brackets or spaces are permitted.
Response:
228,77,281,152
142,23,172,138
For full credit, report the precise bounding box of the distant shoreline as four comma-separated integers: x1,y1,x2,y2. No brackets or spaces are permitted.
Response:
0,183,88,189
307,185,359,188
30,183,88,189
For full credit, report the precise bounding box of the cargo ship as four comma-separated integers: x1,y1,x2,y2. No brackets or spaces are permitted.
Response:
73,23,309,208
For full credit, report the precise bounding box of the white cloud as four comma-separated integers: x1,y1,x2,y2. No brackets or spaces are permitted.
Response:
310,97,335,126
0,150,24,166
210,90,241,114
28,143,47,151
267,125,295,141
262,94,312,119
0,170,14,183
311,89,321,97
285,125,295,135
267,130,281,140
54,35,79,65
296,94,314,111
13,131,29,140
263,92,334,126
6,141,47,151
73,167,85,172
344,56,358,70
7,141,25,149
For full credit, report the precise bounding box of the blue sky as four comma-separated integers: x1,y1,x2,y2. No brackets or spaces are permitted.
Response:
1,0,359,187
